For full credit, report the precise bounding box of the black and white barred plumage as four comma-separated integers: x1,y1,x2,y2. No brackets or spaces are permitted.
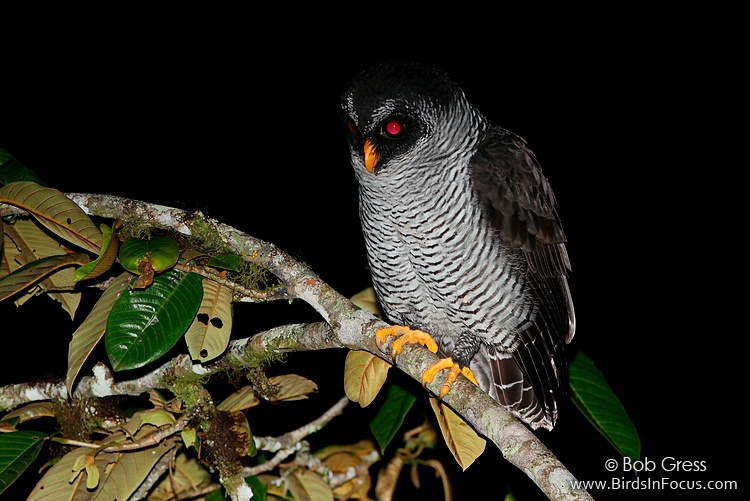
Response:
340,62,575,430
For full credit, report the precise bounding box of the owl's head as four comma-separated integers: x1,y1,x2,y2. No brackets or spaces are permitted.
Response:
341,62,478,177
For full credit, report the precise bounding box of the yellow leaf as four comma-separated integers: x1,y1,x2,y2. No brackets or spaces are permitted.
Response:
375,455,403,501
0,181,102,254
429,397,486,470
0,402,55,423
84,457,100,490
28,449,116,500
315,439,377,461
94,438,178,500
344,350,390,407
1,219,86,317
66,272,133,396
217,385,260,412
181,427,198,449
266,374,318,402
148,452,212,499
120,408,176,437
288,469,334,501
350,287,383,319
325,451,372,499
184,278,233,362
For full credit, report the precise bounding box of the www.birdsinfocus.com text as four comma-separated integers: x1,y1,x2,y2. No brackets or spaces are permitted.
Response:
570,456,738,492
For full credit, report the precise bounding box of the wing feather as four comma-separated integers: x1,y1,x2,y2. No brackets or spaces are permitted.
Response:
469,126,576,429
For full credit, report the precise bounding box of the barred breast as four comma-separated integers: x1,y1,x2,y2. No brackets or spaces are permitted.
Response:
356,151,535,363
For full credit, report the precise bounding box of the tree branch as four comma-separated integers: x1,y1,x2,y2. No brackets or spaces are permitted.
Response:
59,193,592,500
0,323,341,410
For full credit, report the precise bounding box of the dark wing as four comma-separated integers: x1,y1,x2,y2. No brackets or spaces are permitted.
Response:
469,126,576,430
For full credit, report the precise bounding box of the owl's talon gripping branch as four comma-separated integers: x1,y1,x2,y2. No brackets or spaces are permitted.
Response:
376,326,478,397
375,325,438,357
423,358,479,397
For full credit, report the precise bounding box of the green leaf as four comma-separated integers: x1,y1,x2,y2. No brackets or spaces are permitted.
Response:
207,252,240,272
119,236,180,274
0,149,46,186
244,475,266,499
0,430,48,495
204,484,231,501
369,383,416,454
568,349,641,462
105,269,203,371
246,419,257,458
74,222,120,282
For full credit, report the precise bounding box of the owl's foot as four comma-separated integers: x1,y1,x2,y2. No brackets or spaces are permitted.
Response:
376,325,439,357
375,326,477,397
423,358,479,397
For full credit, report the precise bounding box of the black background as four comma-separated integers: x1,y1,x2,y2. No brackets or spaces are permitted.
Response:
1,17,743,500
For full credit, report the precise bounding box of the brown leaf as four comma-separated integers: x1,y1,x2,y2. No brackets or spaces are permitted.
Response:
0,181,102,254
288,469,333,501
344,350,390,407
217,385,260,412
429,397,486,471
266,374,318,402
375,455,403,501
65,273,132,396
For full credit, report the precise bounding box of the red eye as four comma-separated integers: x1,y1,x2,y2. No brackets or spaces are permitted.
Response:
384,120,403,137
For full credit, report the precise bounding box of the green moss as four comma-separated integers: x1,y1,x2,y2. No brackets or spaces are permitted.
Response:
160,370,210,409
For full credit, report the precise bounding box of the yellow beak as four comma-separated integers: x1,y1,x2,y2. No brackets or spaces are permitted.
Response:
364,139,379,173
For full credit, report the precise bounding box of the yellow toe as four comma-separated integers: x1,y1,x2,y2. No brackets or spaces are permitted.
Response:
460,366,478,386
422,357,456,384
375,325,439,356
422,358,479,398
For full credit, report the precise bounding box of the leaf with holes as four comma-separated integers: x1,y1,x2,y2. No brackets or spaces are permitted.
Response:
184,278,233,363
105,269,203,371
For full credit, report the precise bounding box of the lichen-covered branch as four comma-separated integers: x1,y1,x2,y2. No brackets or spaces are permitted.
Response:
0,325,342,410
58,193,591,500
253,395,349,454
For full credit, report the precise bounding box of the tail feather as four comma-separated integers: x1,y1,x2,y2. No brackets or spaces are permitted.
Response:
470,346,553,430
